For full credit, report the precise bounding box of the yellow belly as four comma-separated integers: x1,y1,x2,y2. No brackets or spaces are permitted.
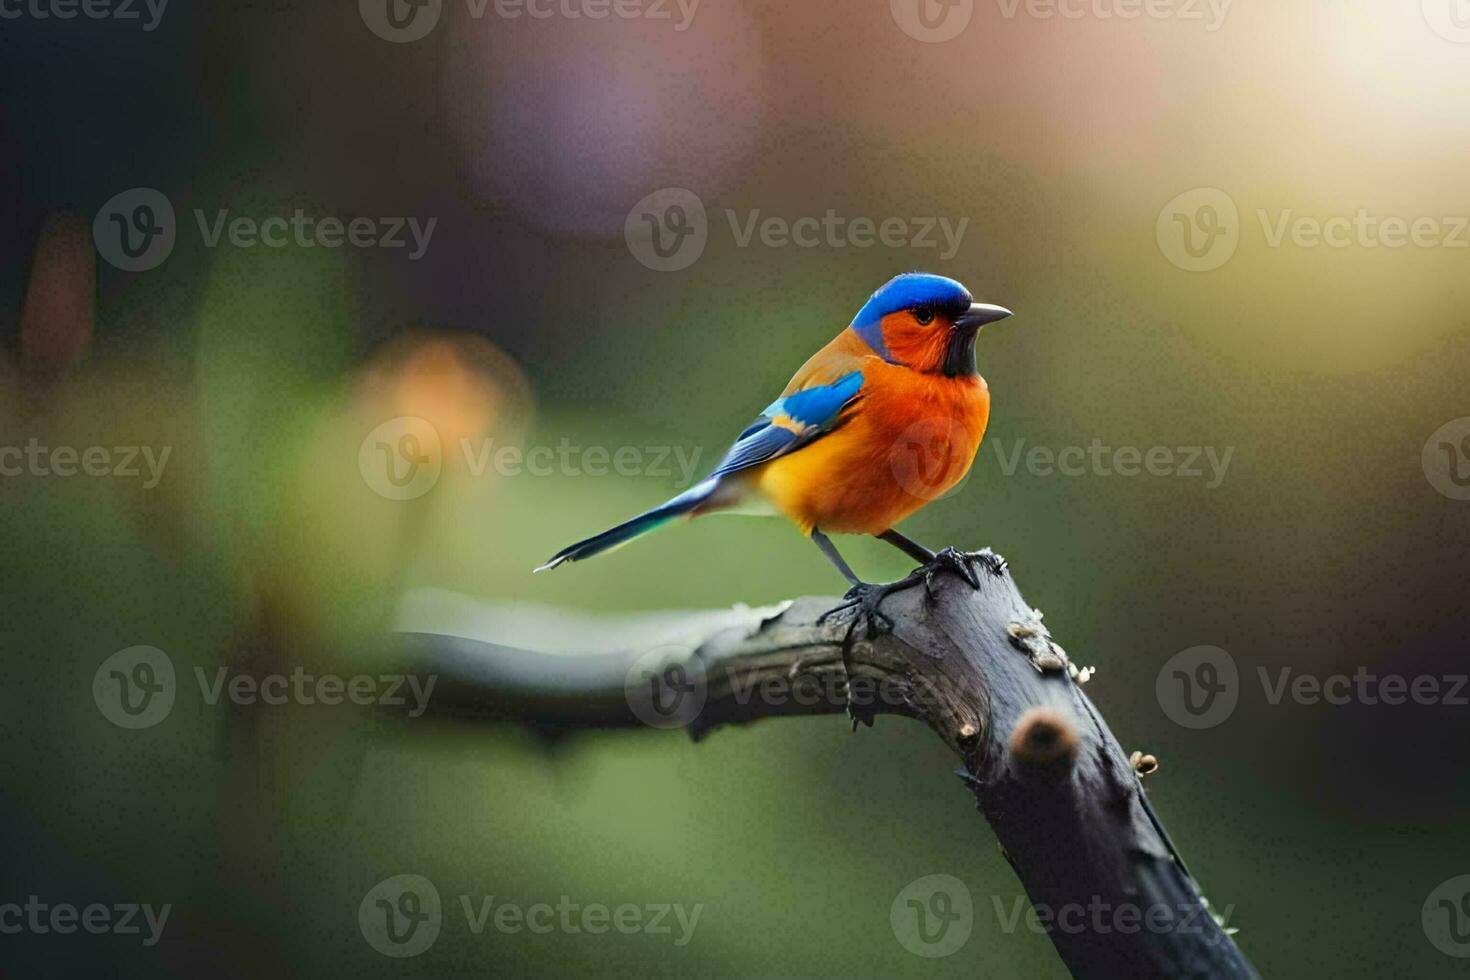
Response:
753,372,988,535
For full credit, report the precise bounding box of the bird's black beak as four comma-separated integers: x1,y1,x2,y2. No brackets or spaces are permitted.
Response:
953,303,1014,335
944,303,1012,377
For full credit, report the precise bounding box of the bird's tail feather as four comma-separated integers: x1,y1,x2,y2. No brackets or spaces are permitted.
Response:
534,479,718,572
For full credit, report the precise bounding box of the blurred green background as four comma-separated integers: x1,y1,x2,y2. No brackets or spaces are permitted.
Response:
3,1,1469,976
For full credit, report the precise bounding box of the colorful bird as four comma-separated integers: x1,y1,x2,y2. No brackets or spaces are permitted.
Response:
536,272,1013,596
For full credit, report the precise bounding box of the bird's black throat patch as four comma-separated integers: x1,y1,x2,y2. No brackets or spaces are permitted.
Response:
943,328,979,377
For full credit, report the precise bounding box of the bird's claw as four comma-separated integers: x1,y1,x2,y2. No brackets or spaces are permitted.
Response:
818,582,899,635
818,577,922,729
917,549,987,593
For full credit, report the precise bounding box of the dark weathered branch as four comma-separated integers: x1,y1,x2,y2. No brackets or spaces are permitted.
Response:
390,556,1256,978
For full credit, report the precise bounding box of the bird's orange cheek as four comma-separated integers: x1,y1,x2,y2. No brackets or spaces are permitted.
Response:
880,314,949,370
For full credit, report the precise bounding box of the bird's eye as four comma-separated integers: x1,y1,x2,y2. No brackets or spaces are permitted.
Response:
914,307,936,325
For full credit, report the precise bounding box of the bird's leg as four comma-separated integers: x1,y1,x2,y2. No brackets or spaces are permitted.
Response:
811,527,863,588
876,528,936,563
876,531,934,564
812,529,925,729
877,529,995,593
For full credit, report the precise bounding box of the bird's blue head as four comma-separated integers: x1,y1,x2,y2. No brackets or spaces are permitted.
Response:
849,273,1012,376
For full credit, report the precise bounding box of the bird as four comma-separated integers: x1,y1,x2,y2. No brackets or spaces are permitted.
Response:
535,272,1013,602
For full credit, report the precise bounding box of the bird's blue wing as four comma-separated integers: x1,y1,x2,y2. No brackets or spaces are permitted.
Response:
535,369,864,571
710,370,865,479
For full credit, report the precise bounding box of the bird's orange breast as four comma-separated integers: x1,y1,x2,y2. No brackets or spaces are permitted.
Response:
752,362,990,535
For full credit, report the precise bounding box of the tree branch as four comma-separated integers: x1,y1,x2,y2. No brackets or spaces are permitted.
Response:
390,553,1257,978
